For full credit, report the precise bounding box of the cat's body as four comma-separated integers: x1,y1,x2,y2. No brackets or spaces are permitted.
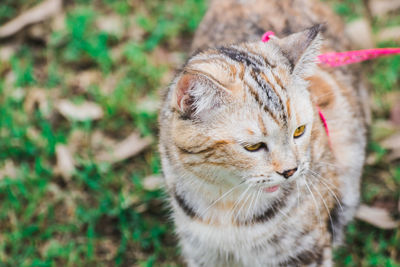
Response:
159,0,369,266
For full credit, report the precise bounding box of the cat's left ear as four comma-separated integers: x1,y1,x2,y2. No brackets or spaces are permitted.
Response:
275,24,323,77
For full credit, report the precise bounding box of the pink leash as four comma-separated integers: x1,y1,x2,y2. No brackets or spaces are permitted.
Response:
262,31,400,143
262,31,400,67
317,48,400,67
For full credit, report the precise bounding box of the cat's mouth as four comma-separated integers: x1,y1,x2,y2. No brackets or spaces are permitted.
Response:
245,176,283,191
264,185,280,193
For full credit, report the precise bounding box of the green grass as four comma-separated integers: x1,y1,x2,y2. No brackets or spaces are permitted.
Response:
0,0,398,266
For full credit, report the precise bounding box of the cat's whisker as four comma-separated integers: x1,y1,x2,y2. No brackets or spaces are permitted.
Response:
316,161,341,168
303,177,323,234
255,186,263,208
229,184,252,219
306,169,344,212
235,186,255,222
308,178,336,241
314,90,336,98
277,205,290,220
306,168,339,190
200,181,245,218
246,186,259,219
314,177,344,212
306,168,341,199
296,180,301,208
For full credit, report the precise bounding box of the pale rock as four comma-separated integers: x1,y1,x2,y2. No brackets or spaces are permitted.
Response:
96,15,124,37
369,0,400,16
377,26,400,43
55,144,75,180
56,99,104,121
356,204,399,229
344,19,374,49
0,0,62,38
142,175,164,191
96,132,152,163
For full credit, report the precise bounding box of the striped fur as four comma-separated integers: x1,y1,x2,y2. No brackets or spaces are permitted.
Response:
159,0,369,266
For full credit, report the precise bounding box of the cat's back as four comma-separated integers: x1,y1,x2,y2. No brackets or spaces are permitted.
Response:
191,0,350,52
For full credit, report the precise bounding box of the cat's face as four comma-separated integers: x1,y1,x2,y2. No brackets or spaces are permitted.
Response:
170,26,321,194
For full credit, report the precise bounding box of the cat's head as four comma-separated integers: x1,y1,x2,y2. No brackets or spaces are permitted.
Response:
168,25,322,194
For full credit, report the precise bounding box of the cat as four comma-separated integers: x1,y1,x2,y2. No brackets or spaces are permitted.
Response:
159,0,370,266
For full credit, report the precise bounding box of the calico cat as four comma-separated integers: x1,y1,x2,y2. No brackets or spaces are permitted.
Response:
159,0,370,266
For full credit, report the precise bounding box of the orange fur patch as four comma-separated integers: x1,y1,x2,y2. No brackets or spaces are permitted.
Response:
306,75,335,108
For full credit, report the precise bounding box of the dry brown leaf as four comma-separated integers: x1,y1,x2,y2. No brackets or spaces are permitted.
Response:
56,99,104,121
136,97,160,114
0,44,17,62
398,199,400,213
391,100,400,126
68,70,102,91
135,203,148,213
377,26,400,43
90,130,116,153
27,127,48,149
5,71,16,88
55,144,75,180
127,18,145,42
50,12,66,32
369,0,400,16
371,119,398,141
24,88,51,117
344,19,374,49
356,204,399,229
67,129,88,155
110,44,124,63
387,149,400,161
142,175,164,191
96,239,118,261
380,133,400,161
381,133,400,161
100,73,119,95
27,23,47,40
0,160,17,180
39,240,63,258
381,133,400,151
0,0,62,38
120,192,140,209
96,132,152,163
96,15,124,37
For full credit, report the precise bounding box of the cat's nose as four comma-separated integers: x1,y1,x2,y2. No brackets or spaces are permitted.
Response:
277,167,298,179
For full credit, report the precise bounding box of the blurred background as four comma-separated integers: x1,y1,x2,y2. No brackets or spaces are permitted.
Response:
0,0,398,266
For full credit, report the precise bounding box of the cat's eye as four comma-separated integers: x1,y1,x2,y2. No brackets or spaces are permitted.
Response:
293,125,306,138
244,143,263,152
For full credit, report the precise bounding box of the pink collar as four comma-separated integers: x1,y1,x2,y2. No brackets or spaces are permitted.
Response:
317,106,331,146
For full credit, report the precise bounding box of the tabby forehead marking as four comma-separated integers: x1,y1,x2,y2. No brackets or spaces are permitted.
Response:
257,114,268,135
217,46,265,72
251,70,286,119
214,45,288,123
260,71,287,115
249,87,281,126
286,98,291,117
243,43,277,68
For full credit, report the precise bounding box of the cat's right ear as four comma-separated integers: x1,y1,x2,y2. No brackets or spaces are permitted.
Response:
174,73,195,114
171,72,225,119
